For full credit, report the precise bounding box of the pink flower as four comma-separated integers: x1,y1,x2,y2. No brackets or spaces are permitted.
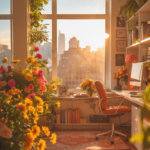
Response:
0,66,4,70
0,127,13,139
34,46,39,51
0,122,6,128
8,66,12,69
8,79,16,88
39,91,43,95
36,53,43,59
40,82,45,87
0,81,7,88
8,72,13,76
1,69,6,74
37,70,43,78
29,84,34,90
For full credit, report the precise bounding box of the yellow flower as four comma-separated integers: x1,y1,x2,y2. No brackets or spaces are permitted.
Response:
45,104,48,110
25,69,32,74
37,105,43,113
24,87,31,93
28,106,35,113
50,84,57,90
42,126,50,137
55,101,60,110
86,86,90,90
33,60,38,67
34,113,39,124
37,139,46,150
6,100,10,104
25,56,34,64
31,125,40,138
9,120,14,125
2,57,8,63
25,98,33,106
35,96,44,106
50,133,57,144
14,89,22,94
91,84,95,90
16,102,26,113
33,67,39,71
25,74,33,81
24,133,34,150
18,69,24,75
11,60,20,64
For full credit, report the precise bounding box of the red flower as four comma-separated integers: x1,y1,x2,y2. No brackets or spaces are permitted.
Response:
1,69,6,74
34,46,39,51
8,66,12,69
32,71,37,75
125,54,137,63
29,84,34,90
36,53,43,59
37,70,43,78
0,66,4,70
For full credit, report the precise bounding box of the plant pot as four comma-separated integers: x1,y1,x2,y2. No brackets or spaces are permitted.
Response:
114,78,122,90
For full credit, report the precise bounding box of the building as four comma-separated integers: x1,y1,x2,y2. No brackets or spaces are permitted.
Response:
57,37,105,89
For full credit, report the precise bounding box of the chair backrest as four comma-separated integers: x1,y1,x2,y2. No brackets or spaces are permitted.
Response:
94,81,108,113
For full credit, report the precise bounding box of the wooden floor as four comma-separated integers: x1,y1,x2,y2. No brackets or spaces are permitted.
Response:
54,126,137,150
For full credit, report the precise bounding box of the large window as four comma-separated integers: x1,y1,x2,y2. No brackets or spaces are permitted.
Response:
42,0,107,88
0,0,12,67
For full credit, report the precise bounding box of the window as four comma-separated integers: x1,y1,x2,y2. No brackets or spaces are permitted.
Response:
0,0,12,67
42,0,107,89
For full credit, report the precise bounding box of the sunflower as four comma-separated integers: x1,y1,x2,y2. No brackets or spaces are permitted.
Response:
42,126,50,137
2,57,8,63
24,133,34,150
50,133,57,144
31,125,40,138
37,139,46,150
11,60,20,63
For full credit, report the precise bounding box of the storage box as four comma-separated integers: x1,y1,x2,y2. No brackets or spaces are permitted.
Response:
89,115,109,123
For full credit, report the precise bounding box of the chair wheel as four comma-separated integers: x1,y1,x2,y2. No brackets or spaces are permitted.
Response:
95,137,99,140
110,141,114,144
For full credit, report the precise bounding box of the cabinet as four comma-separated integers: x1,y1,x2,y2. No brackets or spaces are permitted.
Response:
126,0,150,66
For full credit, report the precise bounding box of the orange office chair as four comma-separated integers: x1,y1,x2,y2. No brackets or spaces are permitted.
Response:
94,81,131,144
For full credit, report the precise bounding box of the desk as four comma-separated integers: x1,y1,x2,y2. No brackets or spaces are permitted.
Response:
113,90,150,150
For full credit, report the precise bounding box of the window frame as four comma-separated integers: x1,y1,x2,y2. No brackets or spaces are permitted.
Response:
42,0,109,86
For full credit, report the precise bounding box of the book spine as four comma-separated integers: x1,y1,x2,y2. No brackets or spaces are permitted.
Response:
70,109,73,124
68,110,70,124
56,114,60,124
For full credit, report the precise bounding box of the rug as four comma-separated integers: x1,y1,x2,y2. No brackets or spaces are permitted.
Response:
42,131,130,150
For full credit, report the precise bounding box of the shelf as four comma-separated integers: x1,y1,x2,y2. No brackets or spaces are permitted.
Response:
140,37,150,45
126,42,140,49
127,0,150,22
54,123,111,126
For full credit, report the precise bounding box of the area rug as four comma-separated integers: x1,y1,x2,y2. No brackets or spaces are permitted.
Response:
42,131,129,150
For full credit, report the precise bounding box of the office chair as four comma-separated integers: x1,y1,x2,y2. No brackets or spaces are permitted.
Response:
94,81,131,144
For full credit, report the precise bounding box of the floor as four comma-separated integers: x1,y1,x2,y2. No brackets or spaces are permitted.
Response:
52,126,137,150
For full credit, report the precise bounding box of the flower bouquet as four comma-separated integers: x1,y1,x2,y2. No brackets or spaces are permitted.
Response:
80,78,95,97
125,54,138,63
114,69,123,90
0,46,61,150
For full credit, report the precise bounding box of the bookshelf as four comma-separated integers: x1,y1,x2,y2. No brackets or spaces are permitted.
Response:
126,0,150,64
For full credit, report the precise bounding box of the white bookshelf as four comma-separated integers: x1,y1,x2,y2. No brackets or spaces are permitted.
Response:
126,0,150,63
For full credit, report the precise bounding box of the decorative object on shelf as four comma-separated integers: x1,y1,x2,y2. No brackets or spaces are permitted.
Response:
116,29,127,38
57,85,68,97
146,47,150,61
117,16,125,27
80,78,95,97
116,54,125,66
116,40,127,52
125,54,138,63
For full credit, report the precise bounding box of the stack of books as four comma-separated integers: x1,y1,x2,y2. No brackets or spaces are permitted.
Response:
56,109,80,124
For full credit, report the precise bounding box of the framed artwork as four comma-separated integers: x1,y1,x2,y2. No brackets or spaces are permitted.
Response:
117,16,125,27
146,47,150,61
116,29,127,38
116,40,127,52
57,85,68,97
116,54,125,66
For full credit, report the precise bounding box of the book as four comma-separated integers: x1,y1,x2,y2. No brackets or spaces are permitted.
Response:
56,114,60,124
141,22,147,40
70,109,73,123
65,110,68,124
73,109,76,123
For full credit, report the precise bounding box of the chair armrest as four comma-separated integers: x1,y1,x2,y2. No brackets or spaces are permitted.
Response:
101,95,123,100
115,99,124,114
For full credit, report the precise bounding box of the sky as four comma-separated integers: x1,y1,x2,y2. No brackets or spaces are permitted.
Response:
0,0,106,51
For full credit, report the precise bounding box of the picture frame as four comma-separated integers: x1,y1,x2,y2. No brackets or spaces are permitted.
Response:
116,54,125,66
116,29,127,38
57,85,68,97
146,47,150,61
116,40,127,52
117,16,125,27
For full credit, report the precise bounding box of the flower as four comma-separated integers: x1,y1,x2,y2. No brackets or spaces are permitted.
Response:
16,102,26,113
40,85,47,92
25,98,33,106
34,46,39,51
51,84,57,90
2,57,8,63
50,133,57,144
55,101,60,110
39,91,43,95
0,127,13,139
125,54,138,63
1,69,6,74
33,67,39,71
24,87,31,93
37,139,46,150
8,72,13,76
37,105,43,113
0,122,6,129
11,60,20,63
8,65,12,69
8,79,16,88
24,133,34,150
31,125,40,138
32,71,38,75
37,70,43,78
33,60,38,66
34,113,39,124
25,74,33,81
36,53,43,59
0,81,7,88
25,56,34,64
18,69,24,75
29,84,34,90
91,84,95,90
42,126,50,136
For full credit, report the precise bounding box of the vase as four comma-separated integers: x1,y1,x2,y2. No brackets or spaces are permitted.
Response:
86,90,94,97
114,78,122,90
122,78,129,90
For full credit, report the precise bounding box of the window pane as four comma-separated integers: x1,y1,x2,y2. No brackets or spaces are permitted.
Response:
41,1,52,14
57,20,105,89
0,0,10,14
57,0,105,14
36,20,52,81
0,20,11,66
